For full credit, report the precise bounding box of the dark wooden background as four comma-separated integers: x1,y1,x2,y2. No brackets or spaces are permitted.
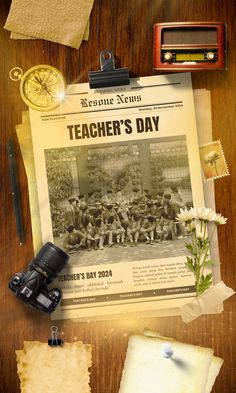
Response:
1,1,236,392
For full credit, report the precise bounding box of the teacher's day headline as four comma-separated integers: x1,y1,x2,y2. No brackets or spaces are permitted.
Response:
41,89,184,141
67,116,159,140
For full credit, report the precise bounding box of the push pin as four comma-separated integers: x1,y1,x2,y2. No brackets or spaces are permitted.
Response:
162,342,174,358
48,326,63,346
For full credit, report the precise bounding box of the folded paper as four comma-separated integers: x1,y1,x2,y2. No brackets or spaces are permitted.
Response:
10,19,90,41
4,0,94,49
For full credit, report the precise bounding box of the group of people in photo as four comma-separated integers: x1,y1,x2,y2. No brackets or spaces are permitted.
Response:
62,187,191,253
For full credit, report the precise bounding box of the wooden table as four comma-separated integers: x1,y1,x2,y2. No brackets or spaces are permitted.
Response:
1,1,235,392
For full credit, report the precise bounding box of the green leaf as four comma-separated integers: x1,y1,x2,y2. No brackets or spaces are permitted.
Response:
197,274,213,295
185,257,196,273
197,237,210,250
205,273,213,282
185,242,198,256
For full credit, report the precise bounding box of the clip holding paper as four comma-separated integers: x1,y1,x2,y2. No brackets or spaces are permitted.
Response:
48,326,63,346
88,49,130,89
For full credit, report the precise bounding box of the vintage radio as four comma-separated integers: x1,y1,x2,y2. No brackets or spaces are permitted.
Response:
153,22,226,71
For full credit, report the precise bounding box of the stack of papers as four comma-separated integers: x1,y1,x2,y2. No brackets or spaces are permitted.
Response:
15,74,224,322
119,331,223,393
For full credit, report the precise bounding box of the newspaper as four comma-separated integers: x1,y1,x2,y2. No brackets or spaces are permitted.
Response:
29,73,205,320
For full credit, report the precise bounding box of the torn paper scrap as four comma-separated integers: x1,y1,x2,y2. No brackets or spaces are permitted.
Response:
16,341,92,393
180,281,235,323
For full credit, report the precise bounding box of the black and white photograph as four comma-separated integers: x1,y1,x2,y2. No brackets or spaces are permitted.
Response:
44,135,193,267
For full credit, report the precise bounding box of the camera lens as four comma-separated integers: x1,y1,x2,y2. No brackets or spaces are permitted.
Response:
33,242,69,280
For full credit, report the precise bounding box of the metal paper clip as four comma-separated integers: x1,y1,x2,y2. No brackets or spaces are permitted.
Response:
48,326,63,346
88,49,130,89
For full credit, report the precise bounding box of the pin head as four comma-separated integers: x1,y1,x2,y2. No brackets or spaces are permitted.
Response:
162,342,174,358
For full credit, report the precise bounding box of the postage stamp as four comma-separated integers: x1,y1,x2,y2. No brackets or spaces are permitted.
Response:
199,140,229,181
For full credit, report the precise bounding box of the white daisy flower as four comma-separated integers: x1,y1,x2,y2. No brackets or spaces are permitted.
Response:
192,207,216,222
186,221,196,233
214,213,227,225
176,208,194,223
197,233,204,240
190,221,196,230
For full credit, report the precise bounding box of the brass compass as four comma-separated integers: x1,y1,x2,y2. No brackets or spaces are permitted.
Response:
10,64,66,111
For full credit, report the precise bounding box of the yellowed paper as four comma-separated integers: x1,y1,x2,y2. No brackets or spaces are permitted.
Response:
16,340,92,393
17,88,224,321
16,112,42,252
27,73,206,321
119,333,216,393
10,19,90,41
143,329,223,393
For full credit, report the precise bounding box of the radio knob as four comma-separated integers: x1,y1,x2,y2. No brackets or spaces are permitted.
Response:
206,52,215,61
163,52,173,62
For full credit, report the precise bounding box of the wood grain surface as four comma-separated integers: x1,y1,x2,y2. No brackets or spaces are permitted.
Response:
0,1,236,392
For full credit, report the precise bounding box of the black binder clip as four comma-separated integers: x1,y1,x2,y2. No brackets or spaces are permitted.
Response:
48,326,63,346
88,49,130,89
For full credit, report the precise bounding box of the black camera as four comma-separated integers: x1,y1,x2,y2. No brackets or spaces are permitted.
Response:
9,242,69,313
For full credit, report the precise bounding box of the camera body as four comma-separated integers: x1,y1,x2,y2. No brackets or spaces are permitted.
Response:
9,242,69,313
9,269,62,313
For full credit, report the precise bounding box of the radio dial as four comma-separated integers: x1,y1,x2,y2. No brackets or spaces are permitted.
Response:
206,52,215,61
163,52,173,62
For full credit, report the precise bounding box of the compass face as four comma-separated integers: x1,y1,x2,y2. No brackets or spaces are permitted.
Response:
20,65,66,111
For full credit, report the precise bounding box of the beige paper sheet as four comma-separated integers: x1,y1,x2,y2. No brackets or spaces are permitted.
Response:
16,340,92,393
4,0,94,49
118,331,223,393
16,112,42,253
10,19,90,41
